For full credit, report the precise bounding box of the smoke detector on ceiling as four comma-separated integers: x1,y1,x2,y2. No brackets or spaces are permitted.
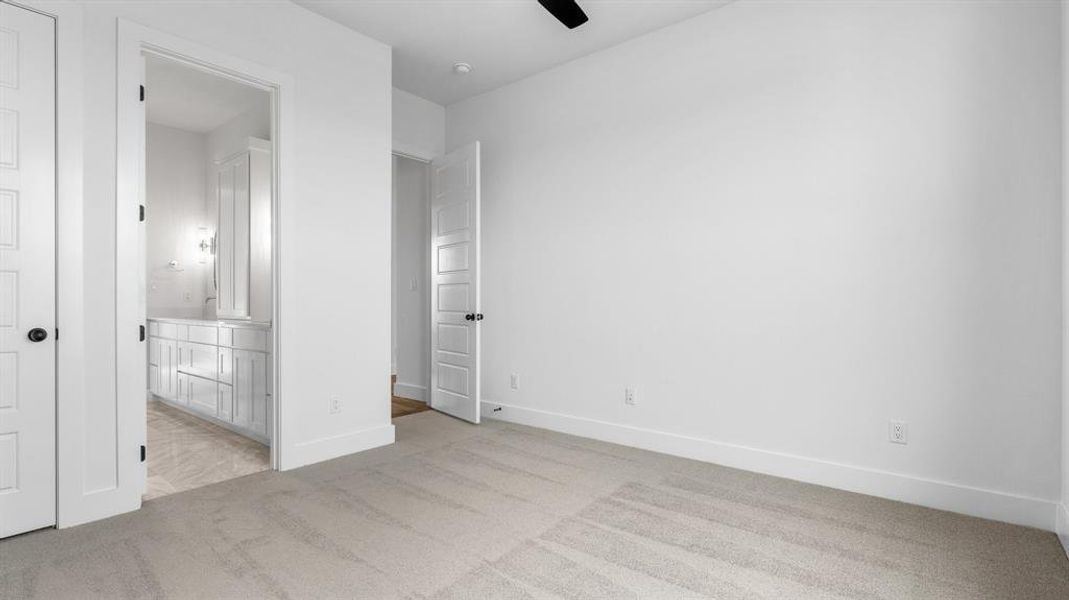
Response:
453,62,473,75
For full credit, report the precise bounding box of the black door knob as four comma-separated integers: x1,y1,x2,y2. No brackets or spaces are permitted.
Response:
465,313,475,321
27,328,49,343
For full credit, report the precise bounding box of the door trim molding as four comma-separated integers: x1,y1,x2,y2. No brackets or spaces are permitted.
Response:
115,20,292,511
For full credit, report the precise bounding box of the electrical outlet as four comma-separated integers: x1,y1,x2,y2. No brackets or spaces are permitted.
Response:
625,387,637,406
409,277,417,291
329,396,342,414
889,420,907,444
183,291,192,301
510,374,519,390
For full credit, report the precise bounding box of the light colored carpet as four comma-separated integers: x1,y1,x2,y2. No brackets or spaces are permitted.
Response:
145,400,269,500
1,410,1067,599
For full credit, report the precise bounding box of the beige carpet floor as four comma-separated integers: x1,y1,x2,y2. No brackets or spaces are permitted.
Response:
145,400,270,500
2,410,1067,599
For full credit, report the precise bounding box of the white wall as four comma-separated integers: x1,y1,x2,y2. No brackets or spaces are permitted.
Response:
207,100,271,162
448,0,1063,529
145,123,212,319
393,87,444,160
45,0,391,527
391,155,429,401
390,86,441,400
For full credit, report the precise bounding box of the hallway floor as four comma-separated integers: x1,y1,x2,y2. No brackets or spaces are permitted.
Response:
3,411,1067,599
144,400,269,500
391,395,431,419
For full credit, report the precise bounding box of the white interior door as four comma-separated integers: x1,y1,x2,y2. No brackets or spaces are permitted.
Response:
430,142,480,424
0,3,57,538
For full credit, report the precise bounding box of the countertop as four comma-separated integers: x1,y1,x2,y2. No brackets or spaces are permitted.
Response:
147,316,272,329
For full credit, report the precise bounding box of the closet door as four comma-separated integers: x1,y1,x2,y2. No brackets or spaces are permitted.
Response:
215,153,250,319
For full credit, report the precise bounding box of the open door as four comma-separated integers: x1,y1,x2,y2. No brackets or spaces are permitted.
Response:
429,142,481,424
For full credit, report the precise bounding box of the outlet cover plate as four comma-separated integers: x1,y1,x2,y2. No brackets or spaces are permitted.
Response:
889,420,908,444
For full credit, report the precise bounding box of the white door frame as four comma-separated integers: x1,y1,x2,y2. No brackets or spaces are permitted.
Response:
116,21,292,478
390,151,431,408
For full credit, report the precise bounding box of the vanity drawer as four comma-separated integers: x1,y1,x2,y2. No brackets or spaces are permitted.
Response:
179,342,219,379
232,328,269,352
148,321,159,337
218,327,233,348
156,322,179,340
187,325,218,345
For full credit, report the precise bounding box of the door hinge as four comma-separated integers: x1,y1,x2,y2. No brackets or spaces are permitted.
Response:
139,85,145,102
139,324,146,342
139,204,145,222
140,445,146,462
55,328,59,341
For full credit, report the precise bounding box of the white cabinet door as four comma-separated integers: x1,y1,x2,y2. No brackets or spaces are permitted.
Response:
215,153,250,319
233,350,268,436
147,336,159,367
158,339,177,400
0,3,56,538
430,142,481,424
218,346,232,384
217,383,233,423
174,372,188,406
147,337,160,396
148,364,159,396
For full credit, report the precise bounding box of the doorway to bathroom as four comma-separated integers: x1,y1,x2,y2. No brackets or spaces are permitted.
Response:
141,54,274,500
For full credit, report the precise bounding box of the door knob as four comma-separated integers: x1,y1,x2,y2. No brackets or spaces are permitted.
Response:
464,313,484,322
27,328,49,342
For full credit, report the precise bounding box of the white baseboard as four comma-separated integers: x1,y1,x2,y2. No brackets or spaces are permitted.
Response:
1057,503,1069,559
281,423,395,470
394,382,427,402
482,401,1059,532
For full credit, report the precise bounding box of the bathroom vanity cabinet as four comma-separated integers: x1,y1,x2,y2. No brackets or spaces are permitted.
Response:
147,317,271,444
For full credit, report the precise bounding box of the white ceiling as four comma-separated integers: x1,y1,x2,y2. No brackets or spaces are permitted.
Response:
145,55,268,133
294,0,733,106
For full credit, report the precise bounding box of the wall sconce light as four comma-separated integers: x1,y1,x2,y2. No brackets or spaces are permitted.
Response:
198,227,212,264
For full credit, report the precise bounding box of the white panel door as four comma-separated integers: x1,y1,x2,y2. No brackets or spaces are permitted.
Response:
0,3,56,538
430,142,480,424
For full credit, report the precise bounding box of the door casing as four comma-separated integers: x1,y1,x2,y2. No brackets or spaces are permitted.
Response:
112,20,292,519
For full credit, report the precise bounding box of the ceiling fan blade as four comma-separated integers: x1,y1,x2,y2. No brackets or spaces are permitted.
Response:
538,0,589,29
